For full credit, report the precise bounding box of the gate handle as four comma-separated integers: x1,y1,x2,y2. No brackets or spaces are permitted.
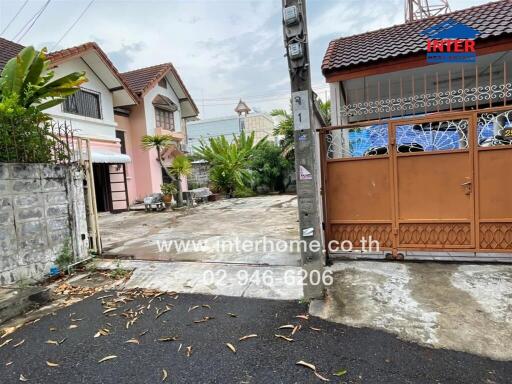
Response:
461,179,472,195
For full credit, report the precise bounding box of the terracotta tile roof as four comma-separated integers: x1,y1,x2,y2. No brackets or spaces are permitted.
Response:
47,42,138,103
121,63,171,95
0,37,24,70
322,0,512,75
121,63,199,115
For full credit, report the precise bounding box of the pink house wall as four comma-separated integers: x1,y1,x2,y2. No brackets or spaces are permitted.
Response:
119,102,164,201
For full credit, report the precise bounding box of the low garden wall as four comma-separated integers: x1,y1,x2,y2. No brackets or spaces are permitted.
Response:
0,163,88,285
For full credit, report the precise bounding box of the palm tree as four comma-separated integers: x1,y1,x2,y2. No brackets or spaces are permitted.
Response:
0,46,86,111
270,108,294,160
194,131,263,196
168,155,192,207
141,134,176,182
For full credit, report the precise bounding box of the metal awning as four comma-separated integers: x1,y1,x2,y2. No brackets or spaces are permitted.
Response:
90,150,131,164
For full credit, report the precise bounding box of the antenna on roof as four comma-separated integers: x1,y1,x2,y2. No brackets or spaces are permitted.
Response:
405,0,451,23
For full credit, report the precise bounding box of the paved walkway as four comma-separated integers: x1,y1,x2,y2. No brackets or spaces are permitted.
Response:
310,261,512,361
99,195,300,266
2,291,511,384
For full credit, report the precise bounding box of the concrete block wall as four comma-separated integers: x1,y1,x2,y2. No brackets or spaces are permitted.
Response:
0,163,89,285
189,161,210,188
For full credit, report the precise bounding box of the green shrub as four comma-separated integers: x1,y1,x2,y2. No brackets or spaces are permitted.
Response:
0,96,66,163
233,185,256,198
250,141,292,192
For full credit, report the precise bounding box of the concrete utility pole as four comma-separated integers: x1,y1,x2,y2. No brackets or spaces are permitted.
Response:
281,0,324,299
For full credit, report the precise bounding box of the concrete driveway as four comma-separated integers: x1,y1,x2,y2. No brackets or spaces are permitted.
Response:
99,195,299,266
310,261,512,361
97,196,303,301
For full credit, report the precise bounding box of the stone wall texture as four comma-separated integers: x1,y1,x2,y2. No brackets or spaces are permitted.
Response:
0,163,89,285
189,161,210,188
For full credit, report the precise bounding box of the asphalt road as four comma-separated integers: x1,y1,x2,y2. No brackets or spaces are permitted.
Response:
0,291,510,384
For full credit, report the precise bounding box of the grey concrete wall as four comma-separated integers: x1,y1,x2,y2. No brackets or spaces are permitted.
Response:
0,163,89,285
189,161,210,188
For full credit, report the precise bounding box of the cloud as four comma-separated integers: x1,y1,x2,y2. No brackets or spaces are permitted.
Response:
0,0,491,117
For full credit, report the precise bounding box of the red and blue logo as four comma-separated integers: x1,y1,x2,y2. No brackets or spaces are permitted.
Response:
420,19,480,63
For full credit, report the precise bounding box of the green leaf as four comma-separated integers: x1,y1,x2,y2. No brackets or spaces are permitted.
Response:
333,369,347,377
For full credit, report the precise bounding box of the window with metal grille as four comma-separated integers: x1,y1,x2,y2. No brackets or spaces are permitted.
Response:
62,89,102,119
155,107,174,131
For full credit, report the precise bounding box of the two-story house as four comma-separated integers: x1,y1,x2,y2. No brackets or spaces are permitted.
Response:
117,63,199,202
1,37,199,210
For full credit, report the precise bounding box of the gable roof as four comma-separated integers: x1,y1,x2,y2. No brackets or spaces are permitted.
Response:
322,0,512,76
47,42,138,106
0,37,24,70
121,63,199,118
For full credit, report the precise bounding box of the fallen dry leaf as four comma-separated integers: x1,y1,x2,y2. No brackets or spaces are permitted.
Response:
239,334,258,341
46,340,59,346
126,339,140,345
139,330,149,337
275,334,294,342
188,305,200,312
295,314,309,320
202,304,211,309
102,308,117,314
46,361,59,367
1,326,19,339
226,312,238,317
158,336,179,342
12,339,25,348
19,374,28,382
314,371,330,382
6,361,13,366
68,325,78,330
193,316,214,323
296,360,316,371
49,327,57,332
162,369,168,382
278,324,295,330
98,355,117,363
156,308,172,319
292,325,301,336
309,326,321,332
186,346,192,357
0,339,13,348
226,343,236,353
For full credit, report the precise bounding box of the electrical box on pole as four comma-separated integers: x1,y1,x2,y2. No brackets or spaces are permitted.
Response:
282,0,324,299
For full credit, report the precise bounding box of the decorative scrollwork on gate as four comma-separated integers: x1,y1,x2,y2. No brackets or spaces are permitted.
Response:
478,109,512,147
341,83,512,121
395,119,469,152
325,124,388,159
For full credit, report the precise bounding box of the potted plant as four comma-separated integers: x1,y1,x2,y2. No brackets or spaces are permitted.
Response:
160,183,177,207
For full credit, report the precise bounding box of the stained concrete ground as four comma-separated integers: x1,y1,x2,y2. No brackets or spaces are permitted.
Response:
99,195,300,266
310,261,512,361
97,195,303,300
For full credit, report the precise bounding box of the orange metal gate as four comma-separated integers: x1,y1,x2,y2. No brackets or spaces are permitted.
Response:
321,107,512,257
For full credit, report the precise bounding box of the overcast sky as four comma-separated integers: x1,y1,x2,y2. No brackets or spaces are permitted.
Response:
0,0,489,118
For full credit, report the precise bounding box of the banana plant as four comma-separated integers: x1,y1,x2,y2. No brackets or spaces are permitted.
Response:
0,46,87,111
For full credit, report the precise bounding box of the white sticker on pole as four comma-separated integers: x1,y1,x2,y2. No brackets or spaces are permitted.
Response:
292,90,310,131
299,165,312,180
